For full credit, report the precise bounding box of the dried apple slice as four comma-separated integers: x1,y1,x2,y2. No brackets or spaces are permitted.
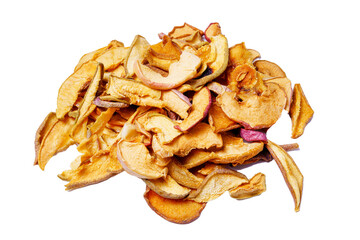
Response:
134,50,202,90
167,160,203,189
228,42,255,66
187,168,249,202
217,82,286,129
208,100,240,133
266,140,303,212
76,63,104,124
34,112,58,165
266,77,292,112
144,175,191,199
88,107,117,136
150,35,182,60
95,46,128,71
141,113,182,144
185,34,229,90
206,81,231,95
209,134,264,165
175,87,212,132
168,23,203,39
156,122,223,157
181,150,218,169
124,35,150,77
58,150,123,191
56,60,98,119
240,128,267,142
254,60,286,78
161,90,191,119
144,188,206,224
117,140,166,179
36,115,75,170
229,173,266,200
204,22,221,42
289,83,314,139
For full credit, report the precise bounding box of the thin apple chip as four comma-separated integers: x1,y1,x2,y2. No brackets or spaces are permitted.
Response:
144,175,191,200
76,63,104,124
266,140,303,212
229,173,266,200
208,101,240,133
56,60,98,119
167,160,203,189
289,83,314,139
168,23,203,39
187,167,249,202
266,77,292,112
124,35,150,77
254,60,286,78
144,187,206,224
88,107,117,136
95,46,128,71
58,150,123,191
36,115,75,170
34,112,58,165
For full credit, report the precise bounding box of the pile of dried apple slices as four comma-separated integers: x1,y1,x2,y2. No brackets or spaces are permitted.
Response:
34,23,314,224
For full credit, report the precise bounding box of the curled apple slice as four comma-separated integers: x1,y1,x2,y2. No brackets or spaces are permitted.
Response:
185,34,229,90
229,172,266,200
265,77,292,112
175,87,212,132
134,51,201,90
187,167,249,202
217,83,286,129
117,140,166,179
161,90,191,119
144,188,206,224
266,140,303,212
254,60,286,78
167,160,203,189
144,175,191,200
124,35,150,77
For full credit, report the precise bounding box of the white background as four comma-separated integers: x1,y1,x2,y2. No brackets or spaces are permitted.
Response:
1,0,359,239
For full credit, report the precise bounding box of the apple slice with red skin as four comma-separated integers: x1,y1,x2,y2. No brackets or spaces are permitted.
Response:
175,87,212,132
204,22,221,42
240,128,268,143
134,51,201,90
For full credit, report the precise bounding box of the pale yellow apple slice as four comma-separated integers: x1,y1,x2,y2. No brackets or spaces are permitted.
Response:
229,173,266,200
117,140,166,179
265,77,292,112
187,167,249,202
266,140,303,212
144,175,191,199
161,90,191,119
167,160,203,189
124,35,150,77
175,86,212,132
134,50,201,90
217,83,286,129
144,188,206,224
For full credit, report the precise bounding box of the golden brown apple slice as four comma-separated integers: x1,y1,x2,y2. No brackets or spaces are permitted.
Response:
254,60,286,78
58,150,123,191
144,175,191,199
228,42,255,66
155,122,223,157
36,115,75,170
56,60,98,119
95,46,129,71
185,34,229,90
208,101,240,133
161,90,191,119
144,187,206,224
175,87,212,132
209,134,264,165
142,113,183,144
117,140,167,179
187,167,249,202
134,50,201,90
229,173,266,200
266,77,292,112
124,35,150,77
204,22,222,41
167,160,203,189
217,83,286,129
289,83,314,139
266,140,303,212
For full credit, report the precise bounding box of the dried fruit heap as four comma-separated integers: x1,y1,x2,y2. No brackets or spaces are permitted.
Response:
34,23,314,224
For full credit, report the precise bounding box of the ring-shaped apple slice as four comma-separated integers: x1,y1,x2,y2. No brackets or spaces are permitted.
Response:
175,87,212,132
134,51,201,90
117,140,166,179
217,83,286,129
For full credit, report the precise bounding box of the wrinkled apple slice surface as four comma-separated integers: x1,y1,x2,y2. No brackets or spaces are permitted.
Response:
134,51,201,90
229,173,266,200
175,86,212,132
